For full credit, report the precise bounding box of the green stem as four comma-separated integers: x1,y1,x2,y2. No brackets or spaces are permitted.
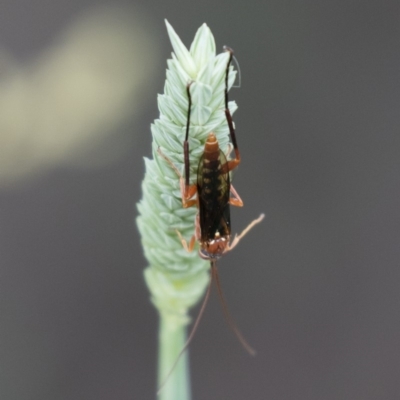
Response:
158,315,191,400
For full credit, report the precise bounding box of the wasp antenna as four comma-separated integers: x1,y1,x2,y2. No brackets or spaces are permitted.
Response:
184,81,194,190
185,81,194,143
211,261,256,356
223,47,240,163
231,54,241,88
157,272,213,395
223,46,241,89
223,47,234,111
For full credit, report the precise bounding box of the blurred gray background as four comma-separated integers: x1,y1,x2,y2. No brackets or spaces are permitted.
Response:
1,1,400,399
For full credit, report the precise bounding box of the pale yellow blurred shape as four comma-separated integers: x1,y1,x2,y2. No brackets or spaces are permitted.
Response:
0,5,158,186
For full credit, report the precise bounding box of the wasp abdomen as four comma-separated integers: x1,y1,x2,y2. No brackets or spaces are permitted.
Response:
197,133,231,247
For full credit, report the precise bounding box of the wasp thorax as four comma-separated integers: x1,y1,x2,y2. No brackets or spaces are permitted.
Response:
199,231,230,260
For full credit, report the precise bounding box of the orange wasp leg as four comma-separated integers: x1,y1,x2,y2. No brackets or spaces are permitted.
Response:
179,177,197,208
156,147,198,247
227,213,265,252
175,213,202,254
229,184,244,207
156,147,197,208
222,158,240,174
175,230,196,252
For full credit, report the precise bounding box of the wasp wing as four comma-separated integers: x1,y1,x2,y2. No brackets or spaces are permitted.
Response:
197,150,231,242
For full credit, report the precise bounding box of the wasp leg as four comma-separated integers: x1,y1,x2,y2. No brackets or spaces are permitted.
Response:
224,143,233,158
228,184,244,207
179,175,197,207
227,213,265,252
157,147,182,177
176,213,200,253
157,147,197,208
220,145,240,174
222,158,240,174
221,143,240,174
194,213,201,241
175,230,196,253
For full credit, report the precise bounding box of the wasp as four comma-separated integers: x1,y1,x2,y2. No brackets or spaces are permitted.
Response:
157,47,264,361
160,47,263,262
157,49,265,394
